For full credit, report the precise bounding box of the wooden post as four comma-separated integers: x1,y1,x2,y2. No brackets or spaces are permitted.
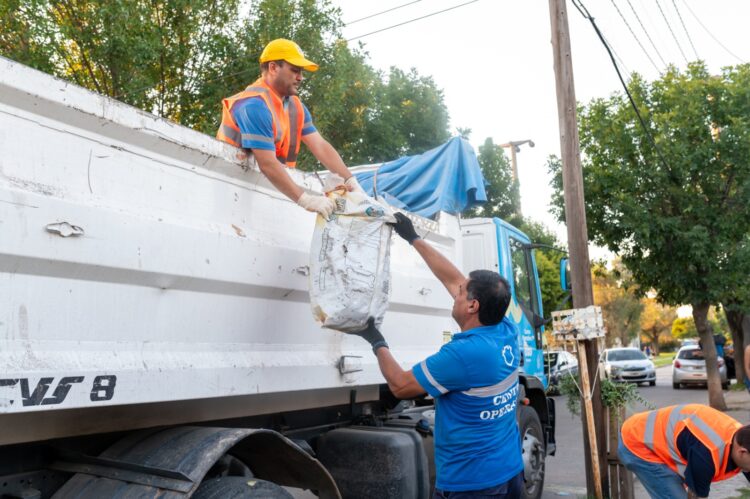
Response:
608,406,634,499
577,340,603,499
548,0,608,495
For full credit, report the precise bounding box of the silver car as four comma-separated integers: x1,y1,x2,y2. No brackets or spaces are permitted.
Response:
600,348,656,386
672,345,729,389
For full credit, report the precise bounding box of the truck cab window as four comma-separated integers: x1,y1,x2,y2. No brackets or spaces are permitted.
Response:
509,238,541,320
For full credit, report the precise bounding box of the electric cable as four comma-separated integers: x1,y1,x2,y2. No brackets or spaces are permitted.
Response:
655,0,689,64
571,0,676,182
670,0,699,60
679,0,744,63
609,0,662,73
122,0,482,99
624,0,668,67
346,0,480,42
344,0,422,26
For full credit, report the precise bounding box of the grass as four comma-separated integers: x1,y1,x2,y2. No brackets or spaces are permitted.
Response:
652,352,674,368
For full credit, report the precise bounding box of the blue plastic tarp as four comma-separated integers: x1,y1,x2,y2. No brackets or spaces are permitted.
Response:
354,137,487,219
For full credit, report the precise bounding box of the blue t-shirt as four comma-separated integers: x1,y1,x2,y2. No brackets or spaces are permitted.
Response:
412,319,523,492
231,96,316,151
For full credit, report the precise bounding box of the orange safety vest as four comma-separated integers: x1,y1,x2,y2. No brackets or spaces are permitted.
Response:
216,78,307,167
621,404,742,481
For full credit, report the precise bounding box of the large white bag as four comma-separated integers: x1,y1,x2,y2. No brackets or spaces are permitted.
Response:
309,180,396,332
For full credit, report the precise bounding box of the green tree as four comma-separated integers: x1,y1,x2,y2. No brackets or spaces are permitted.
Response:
465,138,520,223
0,0,451,169
672,317,698,340
514,218,568,322
0,0,241,126
592,261,644,348
549,63,750,409
640,298,677,355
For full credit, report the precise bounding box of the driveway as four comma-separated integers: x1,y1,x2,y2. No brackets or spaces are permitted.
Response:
542,365,750,498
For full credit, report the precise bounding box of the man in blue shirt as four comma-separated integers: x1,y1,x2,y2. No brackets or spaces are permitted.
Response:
354,214,524,498
217,39,362,218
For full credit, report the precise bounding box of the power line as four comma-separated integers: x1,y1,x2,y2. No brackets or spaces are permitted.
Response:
655,0,689,64
624,0,668,67
346,0,480,42
118,1,481,103
670,0,699,60
570,0,676,183
679,0,744,64
609,0,662,73
344,1,422,26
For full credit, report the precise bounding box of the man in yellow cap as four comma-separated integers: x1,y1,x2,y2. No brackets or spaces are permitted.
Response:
217,39,362,218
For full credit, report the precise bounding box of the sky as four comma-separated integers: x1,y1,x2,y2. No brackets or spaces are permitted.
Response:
332,0,750,257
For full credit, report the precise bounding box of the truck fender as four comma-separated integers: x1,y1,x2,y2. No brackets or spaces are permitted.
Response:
51,426,341,499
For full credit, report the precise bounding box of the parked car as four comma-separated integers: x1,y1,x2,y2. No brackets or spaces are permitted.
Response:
544,350,579,393
600,348,656,386
673,345,729,389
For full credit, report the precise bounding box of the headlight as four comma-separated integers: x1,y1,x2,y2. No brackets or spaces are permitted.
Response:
609,366,621,374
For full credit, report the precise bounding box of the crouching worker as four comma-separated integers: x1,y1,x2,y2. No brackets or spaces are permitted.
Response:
619,404,750,498
352,214,524,498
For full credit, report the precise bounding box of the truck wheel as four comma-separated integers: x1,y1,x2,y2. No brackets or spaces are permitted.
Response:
672,382,680,389
518,405,545,499
193,477,293,499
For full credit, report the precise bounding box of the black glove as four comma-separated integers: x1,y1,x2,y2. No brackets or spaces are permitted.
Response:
352,317,388,353
389,213,420,245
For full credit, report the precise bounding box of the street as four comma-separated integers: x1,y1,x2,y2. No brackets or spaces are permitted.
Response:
542,365,750,498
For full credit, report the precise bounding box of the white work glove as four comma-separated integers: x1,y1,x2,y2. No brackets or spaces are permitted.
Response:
345,176,366,194
297,192,336,218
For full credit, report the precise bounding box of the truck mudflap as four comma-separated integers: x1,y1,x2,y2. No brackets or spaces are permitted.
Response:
49,426,341,499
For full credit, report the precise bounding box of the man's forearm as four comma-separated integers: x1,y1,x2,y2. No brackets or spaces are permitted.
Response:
412,239,464,295
374,347,425,399
256,154,304,201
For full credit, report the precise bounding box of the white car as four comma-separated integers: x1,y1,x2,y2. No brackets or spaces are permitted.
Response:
600,348,656,386
672,345,729,389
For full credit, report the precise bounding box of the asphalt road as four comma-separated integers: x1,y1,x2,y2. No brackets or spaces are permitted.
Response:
542,366,750,498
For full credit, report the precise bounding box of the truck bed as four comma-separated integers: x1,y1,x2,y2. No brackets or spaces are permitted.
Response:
0,57,458,444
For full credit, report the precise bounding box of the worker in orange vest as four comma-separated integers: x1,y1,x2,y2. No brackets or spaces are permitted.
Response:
217,39,362,218
619,404,750,498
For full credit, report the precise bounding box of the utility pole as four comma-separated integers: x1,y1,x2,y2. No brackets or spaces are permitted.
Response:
499,139,534,218
548,1,608,497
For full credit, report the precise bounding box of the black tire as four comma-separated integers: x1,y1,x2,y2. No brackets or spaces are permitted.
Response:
672,382,680,389
193,477,293,499
649,381,656,386
518,405,545,499
722,382,730,390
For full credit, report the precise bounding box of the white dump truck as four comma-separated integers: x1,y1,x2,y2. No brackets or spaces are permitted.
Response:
0,56,555,499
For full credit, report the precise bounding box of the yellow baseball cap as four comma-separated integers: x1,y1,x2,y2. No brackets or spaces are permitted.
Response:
260,39,319,72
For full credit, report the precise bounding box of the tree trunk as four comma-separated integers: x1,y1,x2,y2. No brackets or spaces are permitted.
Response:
725,308,745,382
693,302,726,410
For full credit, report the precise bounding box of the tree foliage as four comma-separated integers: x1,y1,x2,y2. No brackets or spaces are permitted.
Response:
0,0,451,169
592,260,643,348
464,138,520,222
639,298,677,354
550,62,750,409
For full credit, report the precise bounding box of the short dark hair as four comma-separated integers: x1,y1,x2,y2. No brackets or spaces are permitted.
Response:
260,59,285,72
735,425,750,449
466,270,511,326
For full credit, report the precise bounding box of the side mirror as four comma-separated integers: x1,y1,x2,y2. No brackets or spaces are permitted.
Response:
531,313,546,329
560,258,571,292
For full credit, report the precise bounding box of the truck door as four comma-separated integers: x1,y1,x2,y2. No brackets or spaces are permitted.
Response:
508,235,546,384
